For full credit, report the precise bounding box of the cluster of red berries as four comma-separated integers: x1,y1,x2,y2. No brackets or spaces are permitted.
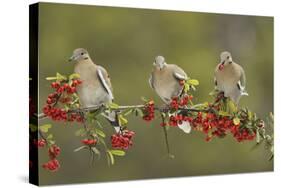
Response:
43,105,83,122
142,101,155,122
37,140,61,172
81,138,97,146
42,159,60,172
169,95,193,110
35,139,46,148
43,106,67,121
43,79,83,122
111,130,135,150
191,112,256,142
167,114,193,127
51,79,82,94
42,145,61,172
158,95,194,127
48,145,61,159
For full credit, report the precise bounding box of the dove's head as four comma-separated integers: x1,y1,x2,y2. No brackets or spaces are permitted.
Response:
218,51,233,71
69,48,91,62
153,56,167,70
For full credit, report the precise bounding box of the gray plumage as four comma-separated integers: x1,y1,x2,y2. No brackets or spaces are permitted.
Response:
149,56,187,104
69,48,119,131
149,56,191,133
214,51,248,104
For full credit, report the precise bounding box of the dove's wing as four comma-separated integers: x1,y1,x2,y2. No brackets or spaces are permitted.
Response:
149,73,154,89
96,66,114,100
236,65,248,95
239,68,246,90
172,65,188,81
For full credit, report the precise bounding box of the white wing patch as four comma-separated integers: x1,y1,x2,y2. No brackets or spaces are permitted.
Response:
148,74,154,89
174,72,187,80
97,68,114,100
178,121,192,133
237,81,249,96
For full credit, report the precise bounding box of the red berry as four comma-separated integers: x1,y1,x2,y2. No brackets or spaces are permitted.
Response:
48,145,61,159
111,130,135,150
51,82,60,89
82,139,97,145
46,98,53,104
42,159,60,172
35,139,46,147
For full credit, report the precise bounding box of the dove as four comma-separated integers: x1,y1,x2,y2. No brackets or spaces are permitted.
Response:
149,55,191,133
214,51,248,105
69,48,120,131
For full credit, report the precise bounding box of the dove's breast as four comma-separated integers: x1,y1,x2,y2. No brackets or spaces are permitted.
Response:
152,68,183,103
215,63,242,98
74,61,112,107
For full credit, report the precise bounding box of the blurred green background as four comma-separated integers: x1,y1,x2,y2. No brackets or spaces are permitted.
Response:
37,3,273,185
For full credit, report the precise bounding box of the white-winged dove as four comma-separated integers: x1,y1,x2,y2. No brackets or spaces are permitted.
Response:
69,48,120,131
149,55,191,133
214,51,248,104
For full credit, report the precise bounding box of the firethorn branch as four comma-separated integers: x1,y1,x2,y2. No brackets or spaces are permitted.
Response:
37,104,212,120
30,72,274,172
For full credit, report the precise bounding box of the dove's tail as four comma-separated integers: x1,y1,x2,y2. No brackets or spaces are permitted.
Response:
170,111,192,134
178,120,192,133
241,91,249,96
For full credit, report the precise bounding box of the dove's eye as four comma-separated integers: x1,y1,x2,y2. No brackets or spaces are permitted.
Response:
227,56,230,59
81,53,84,55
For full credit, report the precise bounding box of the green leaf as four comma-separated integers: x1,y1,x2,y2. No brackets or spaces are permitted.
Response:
96,128,106,138
95,121,103,129
141,97,148,102
74,145,87,152
109,149,126,156
135,108,144,117
72,99,80,106
88,109,102,120
69,73,80,80
233,117,240,125
187,79,199,86
123,109,133,116
118,115,128,126
46,76,58,80
91,147,101,159
108,102,119,109
256,129,261,144
218,111,230,116
107,150,115,165
191,102,209,109
209,89,219,96
248,111,253,121
227,100,237,113
29,124,37,132
46,134,53,140
184,83,190,93
99,137,106,147
56,72,67,81
49,140,55,145
190,85,196,91
39,124,52,133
